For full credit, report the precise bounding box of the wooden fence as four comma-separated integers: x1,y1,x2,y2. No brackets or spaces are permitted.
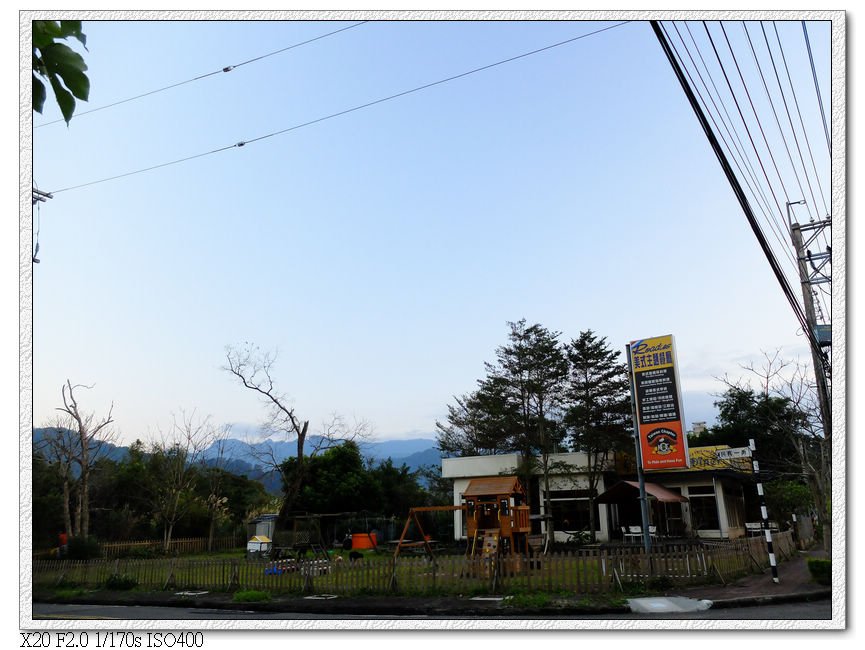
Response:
99,536,243,558
33,532,795,597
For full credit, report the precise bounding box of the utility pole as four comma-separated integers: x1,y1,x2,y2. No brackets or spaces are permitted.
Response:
787,201,832,447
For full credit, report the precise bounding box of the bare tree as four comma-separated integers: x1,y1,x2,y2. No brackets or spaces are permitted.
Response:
720,350,831,555
223,343,372,518
201,423,232,552
224,344,310,516
52,380,115,539
148,410,217,552
35,417,78,537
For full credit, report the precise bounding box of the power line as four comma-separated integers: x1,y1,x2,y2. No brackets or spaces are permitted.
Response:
48,21,632,195
701,22,800,283
717,22,792,208
758,23,821,223
802,21,831,156
651,21,818,359
664,22,796,274
742,22,815,223
773,23,830,218
34,21,369,128
677,22,779,228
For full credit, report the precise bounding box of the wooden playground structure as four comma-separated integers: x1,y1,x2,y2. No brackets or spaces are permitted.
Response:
392,476,538,562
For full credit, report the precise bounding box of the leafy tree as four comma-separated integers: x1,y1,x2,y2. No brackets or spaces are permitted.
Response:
486,320,569,547
32,450,66,549
764,480,813,524
691,387,809,478
368,458,428,517
32,20,90,124
435,375,521,457
564,330,632,542
695,367,830,554
281,441,374,515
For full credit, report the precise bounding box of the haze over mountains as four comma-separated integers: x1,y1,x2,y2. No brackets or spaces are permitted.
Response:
32,428,441,493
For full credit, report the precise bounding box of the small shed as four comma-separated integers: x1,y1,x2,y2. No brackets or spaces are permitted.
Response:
247,513,279,540
246,535,272,556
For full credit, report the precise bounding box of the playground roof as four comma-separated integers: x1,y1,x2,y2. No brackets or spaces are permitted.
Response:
463,475,524,497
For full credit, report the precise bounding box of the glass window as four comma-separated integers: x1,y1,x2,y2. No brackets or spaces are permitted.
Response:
550,499,600,532
688,491,720,530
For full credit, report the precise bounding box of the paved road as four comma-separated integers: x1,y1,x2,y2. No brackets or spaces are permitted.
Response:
31,600,832,621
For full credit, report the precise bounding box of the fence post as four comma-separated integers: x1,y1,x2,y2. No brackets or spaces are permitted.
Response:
162,559,177,591
228,560,240,592
302,560,314,595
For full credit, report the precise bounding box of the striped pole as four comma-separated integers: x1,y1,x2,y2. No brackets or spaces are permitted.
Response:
750,439,779,583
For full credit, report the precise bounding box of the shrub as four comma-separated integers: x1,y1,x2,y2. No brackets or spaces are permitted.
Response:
807,558,831,586
233,590,270,603
67,536,101,560
503,593,552,609
105,573,139,590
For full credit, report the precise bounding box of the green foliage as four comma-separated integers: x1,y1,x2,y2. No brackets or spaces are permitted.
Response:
31,451,66,549
105,573,139,590
764,480,813,519
503,592,552,608
807,558,831,585
691,387,811,476
232,589,271,603
565,330,632,455
54,587,87,600
280,441,429,517
66,536,101,560
32,20,89,124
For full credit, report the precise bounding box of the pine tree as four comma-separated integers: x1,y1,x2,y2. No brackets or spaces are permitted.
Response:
565,330,633,542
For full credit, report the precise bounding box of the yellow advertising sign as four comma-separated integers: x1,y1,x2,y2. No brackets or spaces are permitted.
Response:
674,445,753,473
629,334,689,470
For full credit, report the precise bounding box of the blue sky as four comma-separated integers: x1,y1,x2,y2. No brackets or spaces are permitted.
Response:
28,16,835,445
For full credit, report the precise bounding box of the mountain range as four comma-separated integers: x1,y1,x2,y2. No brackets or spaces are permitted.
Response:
32,428,441,493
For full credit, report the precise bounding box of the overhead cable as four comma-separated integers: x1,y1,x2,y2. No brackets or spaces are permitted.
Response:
651,21,821,364
802,21,831,155
34,21,369,128
48,21,632,195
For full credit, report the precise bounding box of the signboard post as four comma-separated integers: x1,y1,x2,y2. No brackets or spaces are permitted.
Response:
625,344,653,556
628,335,690,471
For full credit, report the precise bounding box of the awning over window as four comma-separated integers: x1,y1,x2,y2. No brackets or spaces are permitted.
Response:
595,480,688,504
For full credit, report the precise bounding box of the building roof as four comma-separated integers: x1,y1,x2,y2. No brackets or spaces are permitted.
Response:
595,480,688,504
463,476,524,497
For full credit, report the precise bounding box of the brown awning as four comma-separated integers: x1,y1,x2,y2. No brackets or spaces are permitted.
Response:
595,480,688,504
463,476,524,498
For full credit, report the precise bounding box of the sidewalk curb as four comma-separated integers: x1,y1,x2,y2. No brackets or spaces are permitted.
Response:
35,587,830,617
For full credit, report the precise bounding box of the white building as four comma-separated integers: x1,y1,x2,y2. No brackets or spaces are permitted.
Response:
442,451,615,543
441,446,755,543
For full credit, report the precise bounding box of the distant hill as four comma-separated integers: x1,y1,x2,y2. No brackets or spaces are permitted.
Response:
32,428,441,494
32,427,129,464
